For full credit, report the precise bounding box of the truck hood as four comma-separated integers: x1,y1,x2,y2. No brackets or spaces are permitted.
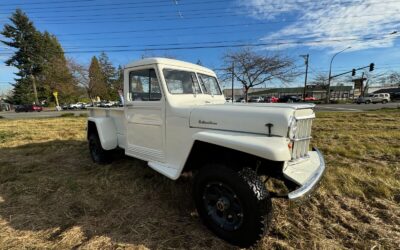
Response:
189,103,315,137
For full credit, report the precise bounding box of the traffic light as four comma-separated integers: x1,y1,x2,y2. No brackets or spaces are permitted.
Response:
369,63,375,72
352,68,356,76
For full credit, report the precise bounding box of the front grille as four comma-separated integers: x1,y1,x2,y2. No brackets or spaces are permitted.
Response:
291,116,314,160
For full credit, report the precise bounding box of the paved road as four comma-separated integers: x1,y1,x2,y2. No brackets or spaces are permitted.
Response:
315,102,400,112
1,102,399,119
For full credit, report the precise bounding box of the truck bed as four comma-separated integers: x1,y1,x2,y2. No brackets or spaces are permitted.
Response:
88,107,126,148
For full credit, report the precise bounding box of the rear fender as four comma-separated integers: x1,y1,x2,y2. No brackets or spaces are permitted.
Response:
87,117,118,150
192,130,291,162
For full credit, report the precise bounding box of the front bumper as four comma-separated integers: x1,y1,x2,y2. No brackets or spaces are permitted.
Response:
286,147,326,200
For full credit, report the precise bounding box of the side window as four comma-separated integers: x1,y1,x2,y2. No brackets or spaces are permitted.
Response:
129,69,162,101
197,73,222,95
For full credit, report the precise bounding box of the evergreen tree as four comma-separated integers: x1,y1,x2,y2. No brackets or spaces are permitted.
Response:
89,56,108,100
37,32,78,104
1,9,78,105
1,9,41,104
113,65,124,101
98,52,118,100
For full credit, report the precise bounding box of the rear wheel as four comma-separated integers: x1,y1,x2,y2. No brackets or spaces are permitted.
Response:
365,100,371,104
193,165,272,248
382,100,388,104
88,133,113,164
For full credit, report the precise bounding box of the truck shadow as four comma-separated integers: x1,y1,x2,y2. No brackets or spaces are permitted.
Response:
0,140,230,249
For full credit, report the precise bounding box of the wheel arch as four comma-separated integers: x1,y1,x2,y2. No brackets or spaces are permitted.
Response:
87,117,118,150
182,140,285,179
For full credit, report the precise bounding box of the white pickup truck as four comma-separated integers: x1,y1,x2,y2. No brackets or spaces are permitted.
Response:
87,58,325,247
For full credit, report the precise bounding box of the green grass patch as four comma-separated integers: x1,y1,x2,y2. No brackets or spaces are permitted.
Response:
0,131,17,142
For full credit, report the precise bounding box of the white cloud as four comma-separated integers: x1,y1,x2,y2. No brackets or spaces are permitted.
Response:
236,0,400,52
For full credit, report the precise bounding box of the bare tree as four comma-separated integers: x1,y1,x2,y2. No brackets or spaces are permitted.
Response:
310,73,329,87
222,48,297,101
67,58,93,102
387,72,400,85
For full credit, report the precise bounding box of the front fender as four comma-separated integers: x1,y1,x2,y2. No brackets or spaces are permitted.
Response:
192,130,291,162
88,117,118,150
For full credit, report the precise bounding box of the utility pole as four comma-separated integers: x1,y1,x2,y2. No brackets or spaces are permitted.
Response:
300,54,309,100
360,72,365,97
231,61,234,102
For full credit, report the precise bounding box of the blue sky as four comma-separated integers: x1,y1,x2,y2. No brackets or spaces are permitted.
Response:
1,0,400,93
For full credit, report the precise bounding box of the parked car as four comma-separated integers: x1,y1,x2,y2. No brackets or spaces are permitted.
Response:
278,95,302,103
87,58,325,247
304,96,318,101
356,93,390,104
235,97,246,103
356,94,373,104
15,104,43,112
390,92,400,100
99,101,113,108
69,102,87,109
264,96,279,103
371,93,390,104
248,96,264,103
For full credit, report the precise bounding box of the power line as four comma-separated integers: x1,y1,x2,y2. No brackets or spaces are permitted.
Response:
3,14,395,38
8,9,399,25
0,0,96,7
1,33,398,55
0,0,227,14
53,31,400,50
3,0,398,20
0,0,398,16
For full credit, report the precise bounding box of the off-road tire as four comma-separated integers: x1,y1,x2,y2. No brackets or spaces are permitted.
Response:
88,133,113,164
193,165,272,248
382,100,388,104
365,100,371,104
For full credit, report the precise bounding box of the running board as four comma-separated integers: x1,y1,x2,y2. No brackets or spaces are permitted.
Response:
147,162,180,180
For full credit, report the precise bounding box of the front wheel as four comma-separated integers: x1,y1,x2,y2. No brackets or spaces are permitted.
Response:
193,165,272,248
382,100,388,104
88,133,113,164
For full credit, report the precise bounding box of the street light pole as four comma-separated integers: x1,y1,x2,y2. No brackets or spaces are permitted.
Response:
326,46,351,103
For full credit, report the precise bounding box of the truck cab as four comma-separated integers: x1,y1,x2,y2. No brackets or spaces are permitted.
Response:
87,58,325,247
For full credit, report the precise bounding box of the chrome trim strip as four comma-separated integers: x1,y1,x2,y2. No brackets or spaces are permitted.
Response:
288,147,326,200
292,136,312,141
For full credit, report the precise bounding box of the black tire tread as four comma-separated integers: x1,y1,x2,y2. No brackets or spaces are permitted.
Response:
193,165,272,248
88,133,113,164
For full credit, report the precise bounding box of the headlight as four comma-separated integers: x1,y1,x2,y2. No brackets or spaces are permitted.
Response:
288,116,297,139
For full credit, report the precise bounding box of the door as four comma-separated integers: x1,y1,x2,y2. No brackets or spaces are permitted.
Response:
125,67,165,162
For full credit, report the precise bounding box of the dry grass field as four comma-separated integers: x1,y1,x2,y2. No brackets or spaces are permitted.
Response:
0,110,399,249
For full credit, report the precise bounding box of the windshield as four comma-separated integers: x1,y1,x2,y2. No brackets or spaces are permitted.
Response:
197,73,222,95
163,69,201,94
